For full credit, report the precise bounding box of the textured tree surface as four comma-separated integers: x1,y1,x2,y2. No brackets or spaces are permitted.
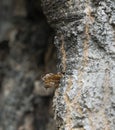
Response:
42,0,115,130
0,0,56,130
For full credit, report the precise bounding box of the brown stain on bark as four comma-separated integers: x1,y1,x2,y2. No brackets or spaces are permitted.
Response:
83,1,94,66
60,35,66,73
83,3,94,66
77,2,96,130
82,3,96,130
67,2,93,129
78,5,92,87
83,23,89,66
77,23,89,94
77,5,91,95
63,76,73,129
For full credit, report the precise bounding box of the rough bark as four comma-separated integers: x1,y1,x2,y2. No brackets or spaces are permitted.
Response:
42,0,115,130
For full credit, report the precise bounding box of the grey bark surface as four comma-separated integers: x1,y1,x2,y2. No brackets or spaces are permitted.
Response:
42,0,115,130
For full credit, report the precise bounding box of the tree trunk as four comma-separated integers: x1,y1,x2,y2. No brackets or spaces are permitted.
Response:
42,0,115,130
